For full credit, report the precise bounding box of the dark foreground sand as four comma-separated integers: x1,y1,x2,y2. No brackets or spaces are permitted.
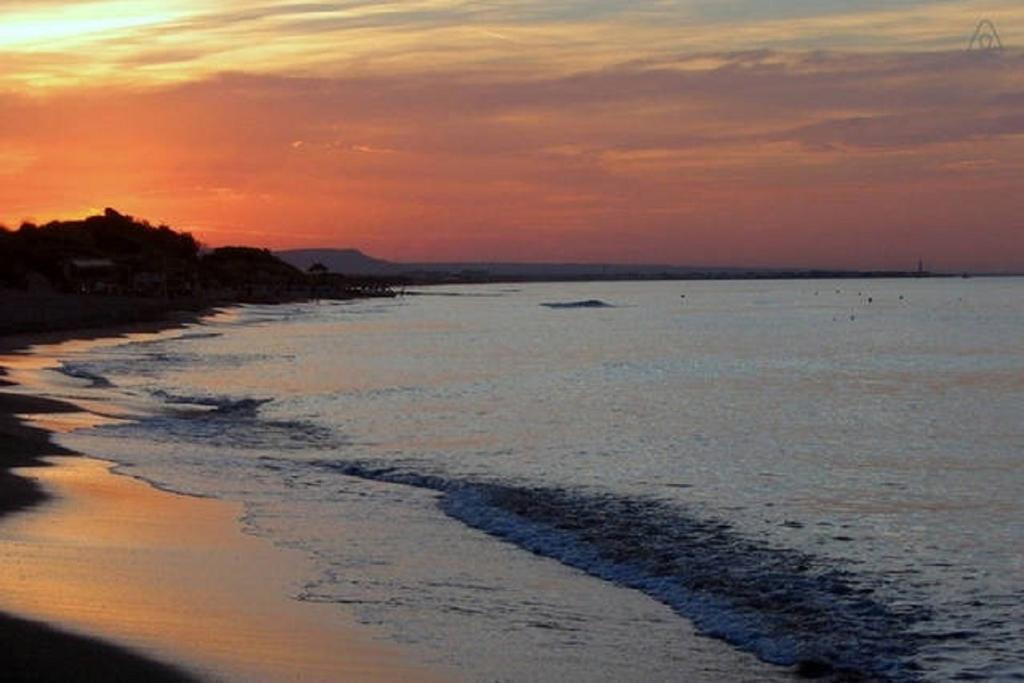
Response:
0,318,441,682
0,611,196,682
0,290,207,336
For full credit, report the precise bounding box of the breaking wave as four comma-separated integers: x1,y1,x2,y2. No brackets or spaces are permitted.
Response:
58,361,114,388
88,390,338,451
541,300,615,309
150,389,273,415
174,331,224,341
310,459,927,680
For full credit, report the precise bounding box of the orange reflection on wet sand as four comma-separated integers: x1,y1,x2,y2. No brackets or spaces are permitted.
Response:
0,456,441,683
15,411,127,433
0,332,171,388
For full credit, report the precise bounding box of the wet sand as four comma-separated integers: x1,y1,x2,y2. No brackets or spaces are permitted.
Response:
0,323,443,682
0,455,440,682
0,373,199,681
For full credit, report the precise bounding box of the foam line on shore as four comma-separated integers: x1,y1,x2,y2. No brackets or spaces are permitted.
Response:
0,318,443,683
312,458,926,681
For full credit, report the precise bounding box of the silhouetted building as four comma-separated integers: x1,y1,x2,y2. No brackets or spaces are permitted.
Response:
64,258,121,294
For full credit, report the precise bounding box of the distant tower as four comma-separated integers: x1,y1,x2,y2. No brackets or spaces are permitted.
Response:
917,259,924,275
968,19,1004,51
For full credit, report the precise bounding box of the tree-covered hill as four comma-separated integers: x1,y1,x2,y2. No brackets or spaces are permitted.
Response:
1,209,302,295
200,246,304,288
0,208,199,291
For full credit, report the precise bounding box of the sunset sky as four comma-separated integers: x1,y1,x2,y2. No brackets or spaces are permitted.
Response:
1,1,1022,270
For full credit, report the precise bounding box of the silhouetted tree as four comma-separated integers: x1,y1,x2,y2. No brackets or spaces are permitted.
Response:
0,209,200,293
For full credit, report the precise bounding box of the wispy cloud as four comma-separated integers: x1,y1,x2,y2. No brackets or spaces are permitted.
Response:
1,2,1021,268
2,47,1022,267
2,0,1022,88
0,1,187,49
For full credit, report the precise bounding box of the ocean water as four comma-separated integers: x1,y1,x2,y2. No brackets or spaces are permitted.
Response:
31,279,1024,681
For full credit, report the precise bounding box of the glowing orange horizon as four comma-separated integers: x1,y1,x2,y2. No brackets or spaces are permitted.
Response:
2,2,1023,271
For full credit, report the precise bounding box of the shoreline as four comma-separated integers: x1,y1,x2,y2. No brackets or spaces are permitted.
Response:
0,316,211,681
0,304,221,520
0,311,442,682
0,384,198,681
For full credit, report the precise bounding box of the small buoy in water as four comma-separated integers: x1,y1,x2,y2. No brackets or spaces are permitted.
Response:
850,315,855,321
868,297,873,303
899,295,904,301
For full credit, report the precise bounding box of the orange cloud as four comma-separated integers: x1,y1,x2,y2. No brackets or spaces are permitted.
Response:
2,46,1022,270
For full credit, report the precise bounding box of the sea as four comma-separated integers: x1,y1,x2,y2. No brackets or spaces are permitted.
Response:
26,278,1024,681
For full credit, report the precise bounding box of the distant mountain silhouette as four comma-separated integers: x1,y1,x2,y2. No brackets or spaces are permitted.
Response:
276,249,396,275
275,248,949,283
275,248,736,280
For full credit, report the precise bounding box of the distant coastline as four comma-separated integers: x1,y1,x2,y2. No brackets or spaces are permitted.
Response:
278,248,1005,286
0,209,396,335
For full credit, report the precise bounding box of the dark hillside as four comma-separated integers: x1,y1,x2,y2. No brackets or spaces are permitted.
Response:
1,208,199,293
199,246,304,289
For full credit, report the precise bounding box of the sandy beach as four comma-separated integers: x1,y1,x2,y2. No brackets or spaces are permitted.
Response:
0,318,443,682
